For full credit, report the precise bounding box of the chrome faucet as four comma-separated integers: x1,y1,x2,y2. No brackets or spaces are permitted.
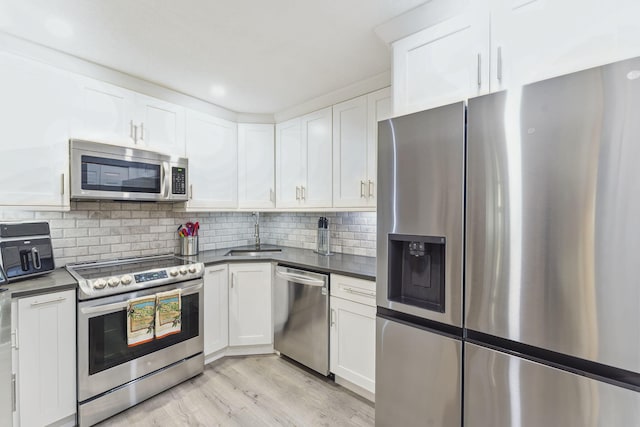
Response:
253,212,260,248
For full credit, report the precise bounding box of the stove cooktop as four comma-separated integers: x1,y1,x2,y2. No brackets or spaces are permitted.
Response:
67,254,204,300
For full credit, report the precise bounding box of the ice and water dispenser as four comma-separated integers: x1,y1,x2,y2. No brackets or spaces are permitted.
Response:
387,234,446,313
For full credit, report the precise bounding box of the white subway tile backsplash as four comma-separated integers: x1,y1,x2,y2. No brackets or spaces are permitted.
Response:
0,202,377,265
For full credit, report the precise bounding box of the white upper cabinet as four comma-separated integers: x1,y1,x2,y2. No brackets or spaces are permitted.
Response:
238,123,275,209
392,0,490,115
333,96,368,207
275,118,303,209
0,52,73,209
185,110,238,210
301,107,333,208
276,108,332,209
72,79,185,156
490,0,640,91
134,94,186,156
333,88,390,208
393,0,640,114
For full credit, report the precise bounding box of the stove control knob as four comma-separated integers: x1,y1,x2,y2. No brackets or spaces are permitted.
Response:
121,275,133,285
93,279,107,290
179,266,188,275
169,268,179,277
107,277,120,287
188,264,197,274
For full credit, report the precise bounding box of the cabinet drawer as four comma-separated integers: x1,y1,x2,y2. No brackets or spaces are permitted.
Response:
331,274,376,306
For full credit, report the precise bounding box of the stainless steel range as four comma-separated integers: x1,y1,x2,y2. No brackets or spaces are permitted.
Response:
67,255,205,427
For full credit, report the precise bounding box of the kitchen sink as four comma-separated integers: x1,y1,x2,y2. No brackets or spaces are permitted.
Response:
225,248,283,257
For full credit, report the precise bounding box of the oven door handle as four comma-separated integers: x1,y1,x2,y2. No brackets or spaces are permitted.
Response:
80,282,203,315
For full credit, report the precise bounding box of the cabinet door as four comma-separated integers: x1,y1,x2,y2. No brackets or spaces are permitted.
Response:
330,296,376,393
134,94,186,156
302,107,333,208
0,52,72,209
228,263,272,346
17,290,76,427
71,76,136,144
204,265,229,355
238,124,275,208
275,118,303,208
392,2,490,115
490,0,640,91
185,110,238,209
366,88,392,207
333,96,368,208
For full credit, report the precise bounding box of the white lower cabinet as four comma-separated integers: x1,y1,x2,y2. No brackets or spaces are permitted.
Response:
228,263,273,346
12,290,76,427
329,274,376,397
204,264,229,356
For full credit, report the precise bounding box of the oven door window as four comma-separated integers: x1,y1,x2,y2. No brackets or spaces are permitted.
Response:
81,155,162,193
88,293,198,375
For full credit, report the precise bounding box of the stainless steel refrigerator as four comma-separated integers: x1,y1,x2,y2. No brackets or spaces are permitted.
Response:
465,58,640,424
376,102,465,426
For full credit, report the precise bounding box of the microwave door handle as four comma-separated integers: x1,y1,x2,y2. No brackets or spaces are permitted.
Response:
31,247,41,270
162,162,171,199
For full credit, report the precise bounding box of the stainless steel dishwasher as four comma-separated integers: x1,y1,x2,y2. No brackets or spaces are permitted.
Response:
274,265,329,376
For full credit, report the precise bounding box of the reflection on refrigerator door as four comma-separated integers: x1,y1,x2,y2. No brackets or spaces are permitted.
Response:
464,343,640,426
376,318,461,427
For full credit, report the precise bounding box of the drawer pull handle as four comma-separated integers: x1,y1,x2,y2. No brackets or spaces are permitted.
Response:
30,296,66,307
344,287,375,297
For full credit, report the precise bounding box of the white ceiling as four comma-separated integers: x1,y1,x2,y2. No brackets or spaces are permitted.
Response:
0,0,426,114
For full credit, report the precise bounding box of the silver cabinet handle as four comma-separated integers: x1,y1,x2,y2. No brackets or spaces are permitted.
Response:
140,122,145,141
368,180,374,198
301,186,306,201
231,272,235,288
360,180,366,198
11,374,16,412
344,287,375,298
497,46,503,83
133,124,138,142
130,120,134,139
189,184,193,200
31,295,66,306
330,308,336,327
477,53,482,89
11,329,18,350
296,186,301,201
270,188,274,202
60,173,65,195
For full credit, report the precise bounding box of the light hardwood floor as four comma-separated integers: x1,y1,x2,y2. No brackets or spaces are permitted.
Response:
98,355,375,426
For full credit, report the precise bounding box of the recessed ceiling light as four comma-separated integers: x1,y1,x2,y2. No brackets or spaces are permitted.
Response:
210,85,226,97
45,17,74,38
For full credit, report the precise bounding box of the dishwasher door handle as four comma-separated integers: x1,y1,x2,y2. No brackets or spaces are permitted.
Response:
275,270,326,287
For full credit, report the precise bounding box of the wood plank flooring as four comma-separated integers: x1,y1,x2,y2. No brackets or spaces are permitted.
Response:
98,355,375,426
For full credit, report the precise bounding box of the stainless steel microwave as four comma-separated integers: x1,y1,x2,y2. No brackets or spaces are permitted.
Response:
70,139,188,202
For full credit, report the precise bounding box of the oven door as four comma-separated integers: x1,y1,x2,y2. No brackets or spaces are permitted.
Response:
77,279,203,401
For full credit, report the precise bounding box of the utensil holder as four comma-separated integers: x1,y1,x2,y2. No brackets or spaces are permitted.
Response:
316,229,330,256
180,236,199,256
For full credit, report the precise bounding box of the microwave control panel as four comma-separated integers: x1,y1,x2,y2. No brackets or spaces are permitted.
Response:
172,167,187,195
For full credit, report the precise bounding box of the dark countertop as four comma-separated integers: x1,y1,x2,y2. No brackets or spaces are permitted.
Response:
4,268,77,299
183,245,376,281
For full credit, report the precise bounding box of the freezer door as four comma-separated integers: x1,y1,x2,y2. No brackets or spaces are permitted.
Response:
465,343,640,426
377,102,465,327
466,57,640,373
375,317,461,427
